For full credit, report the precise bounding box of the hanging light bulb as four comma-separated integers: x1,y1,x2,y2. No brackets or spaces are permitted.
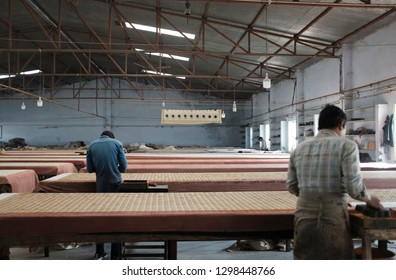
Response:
37,96,43,107
162,100,166,107
221,110,226,118
184,0,191,16
263,73,271,89
232,101,237,112
37,51,44,108
21,102,26,110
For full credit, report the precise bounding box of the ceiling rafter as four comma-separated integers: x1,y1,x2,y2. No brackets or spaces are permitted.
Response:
285,6,396,78
235,0,344,90
64,0,142,98
24,0,125,100
1,0,395,102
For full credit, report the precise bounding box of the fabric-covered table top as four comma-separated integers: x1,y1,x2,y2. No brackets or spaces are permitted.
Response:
0,170,39,193
37,170,396,193
0,158,86,168
80,163,290,173
0,162,78,176
0,191,296,238
37,172,288,192
0,189,395,238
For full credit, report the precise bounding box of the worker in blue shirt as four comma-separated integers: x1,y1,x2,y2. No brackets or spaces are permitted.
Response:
86,130,128,259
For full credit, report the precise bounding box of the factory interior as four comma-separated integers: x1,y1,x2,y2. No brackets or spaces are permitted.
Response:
1,0,396,262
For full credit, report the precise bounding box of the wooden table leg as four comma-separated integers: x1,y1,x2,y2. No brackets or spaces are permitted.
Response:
362,235,372,260
166,241,177,260
0,246,10,260
378,240,388,250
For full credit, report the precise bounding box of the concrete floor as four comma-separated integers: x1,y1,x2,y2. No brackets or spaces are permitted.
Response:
8,239,396,260
9,240,293,260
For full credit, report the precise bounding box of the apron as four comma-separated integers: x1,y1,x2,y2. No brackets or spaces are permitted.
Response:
293,192,355,260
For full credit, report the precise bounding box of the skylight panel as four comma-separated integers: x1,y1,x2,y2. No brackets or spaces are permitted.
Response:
125,22,195,40
135,48,189,62
142,69,186,80
0,69,41,79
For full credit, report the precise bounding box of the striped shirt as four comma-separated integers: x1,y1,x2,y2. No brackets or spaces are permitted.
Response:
286,129,367,199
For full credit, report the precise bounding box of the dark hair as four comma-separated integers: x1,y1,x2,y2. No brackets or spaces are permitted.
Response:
101,130,115,139
318,104,347,130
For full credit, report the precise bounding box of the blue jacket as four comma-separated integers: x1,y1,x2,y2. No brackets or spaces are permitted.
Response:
86,135,128,192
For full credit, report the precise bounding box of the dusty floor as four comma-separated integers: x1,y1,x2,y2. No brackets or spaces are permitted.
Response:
9,240,293,260
8,239,396,260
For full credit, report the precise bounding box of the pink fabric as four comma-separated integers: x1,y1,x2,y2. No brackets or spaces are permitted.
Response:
363,178,396,189
36,175,286,193
126,159,289,165
125,153,291,159
0,162,77,176
0,158,85,169
80,163,289,173
0,170,39,193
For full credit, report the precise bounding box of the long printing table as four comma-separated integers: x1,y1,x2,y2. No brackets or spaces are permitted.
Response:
125,158,290,164
77,162,396,173
0,191,296,259
36,172,288,193
124,152,291,159
0,189,395,260
36,170,396,193
79,163,291,173
0,150,81,155
0,169,41,259
349,189,396,260
0,162,78,180
0,170,39,193
0,158,86,170
0,189,396,259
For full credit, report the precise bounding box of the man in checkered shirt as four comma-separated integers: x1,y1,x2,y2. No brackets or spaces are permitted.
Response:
287,104,382,259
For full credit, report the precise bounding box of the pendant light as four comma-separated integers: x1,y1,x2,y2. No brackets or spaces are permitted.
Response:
263,73,271,89
37,97,43,107
21,102,26,110
221,82,225,118
263,6,271,90
232,101,237,112
232,87,237,112
37,50,44,107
